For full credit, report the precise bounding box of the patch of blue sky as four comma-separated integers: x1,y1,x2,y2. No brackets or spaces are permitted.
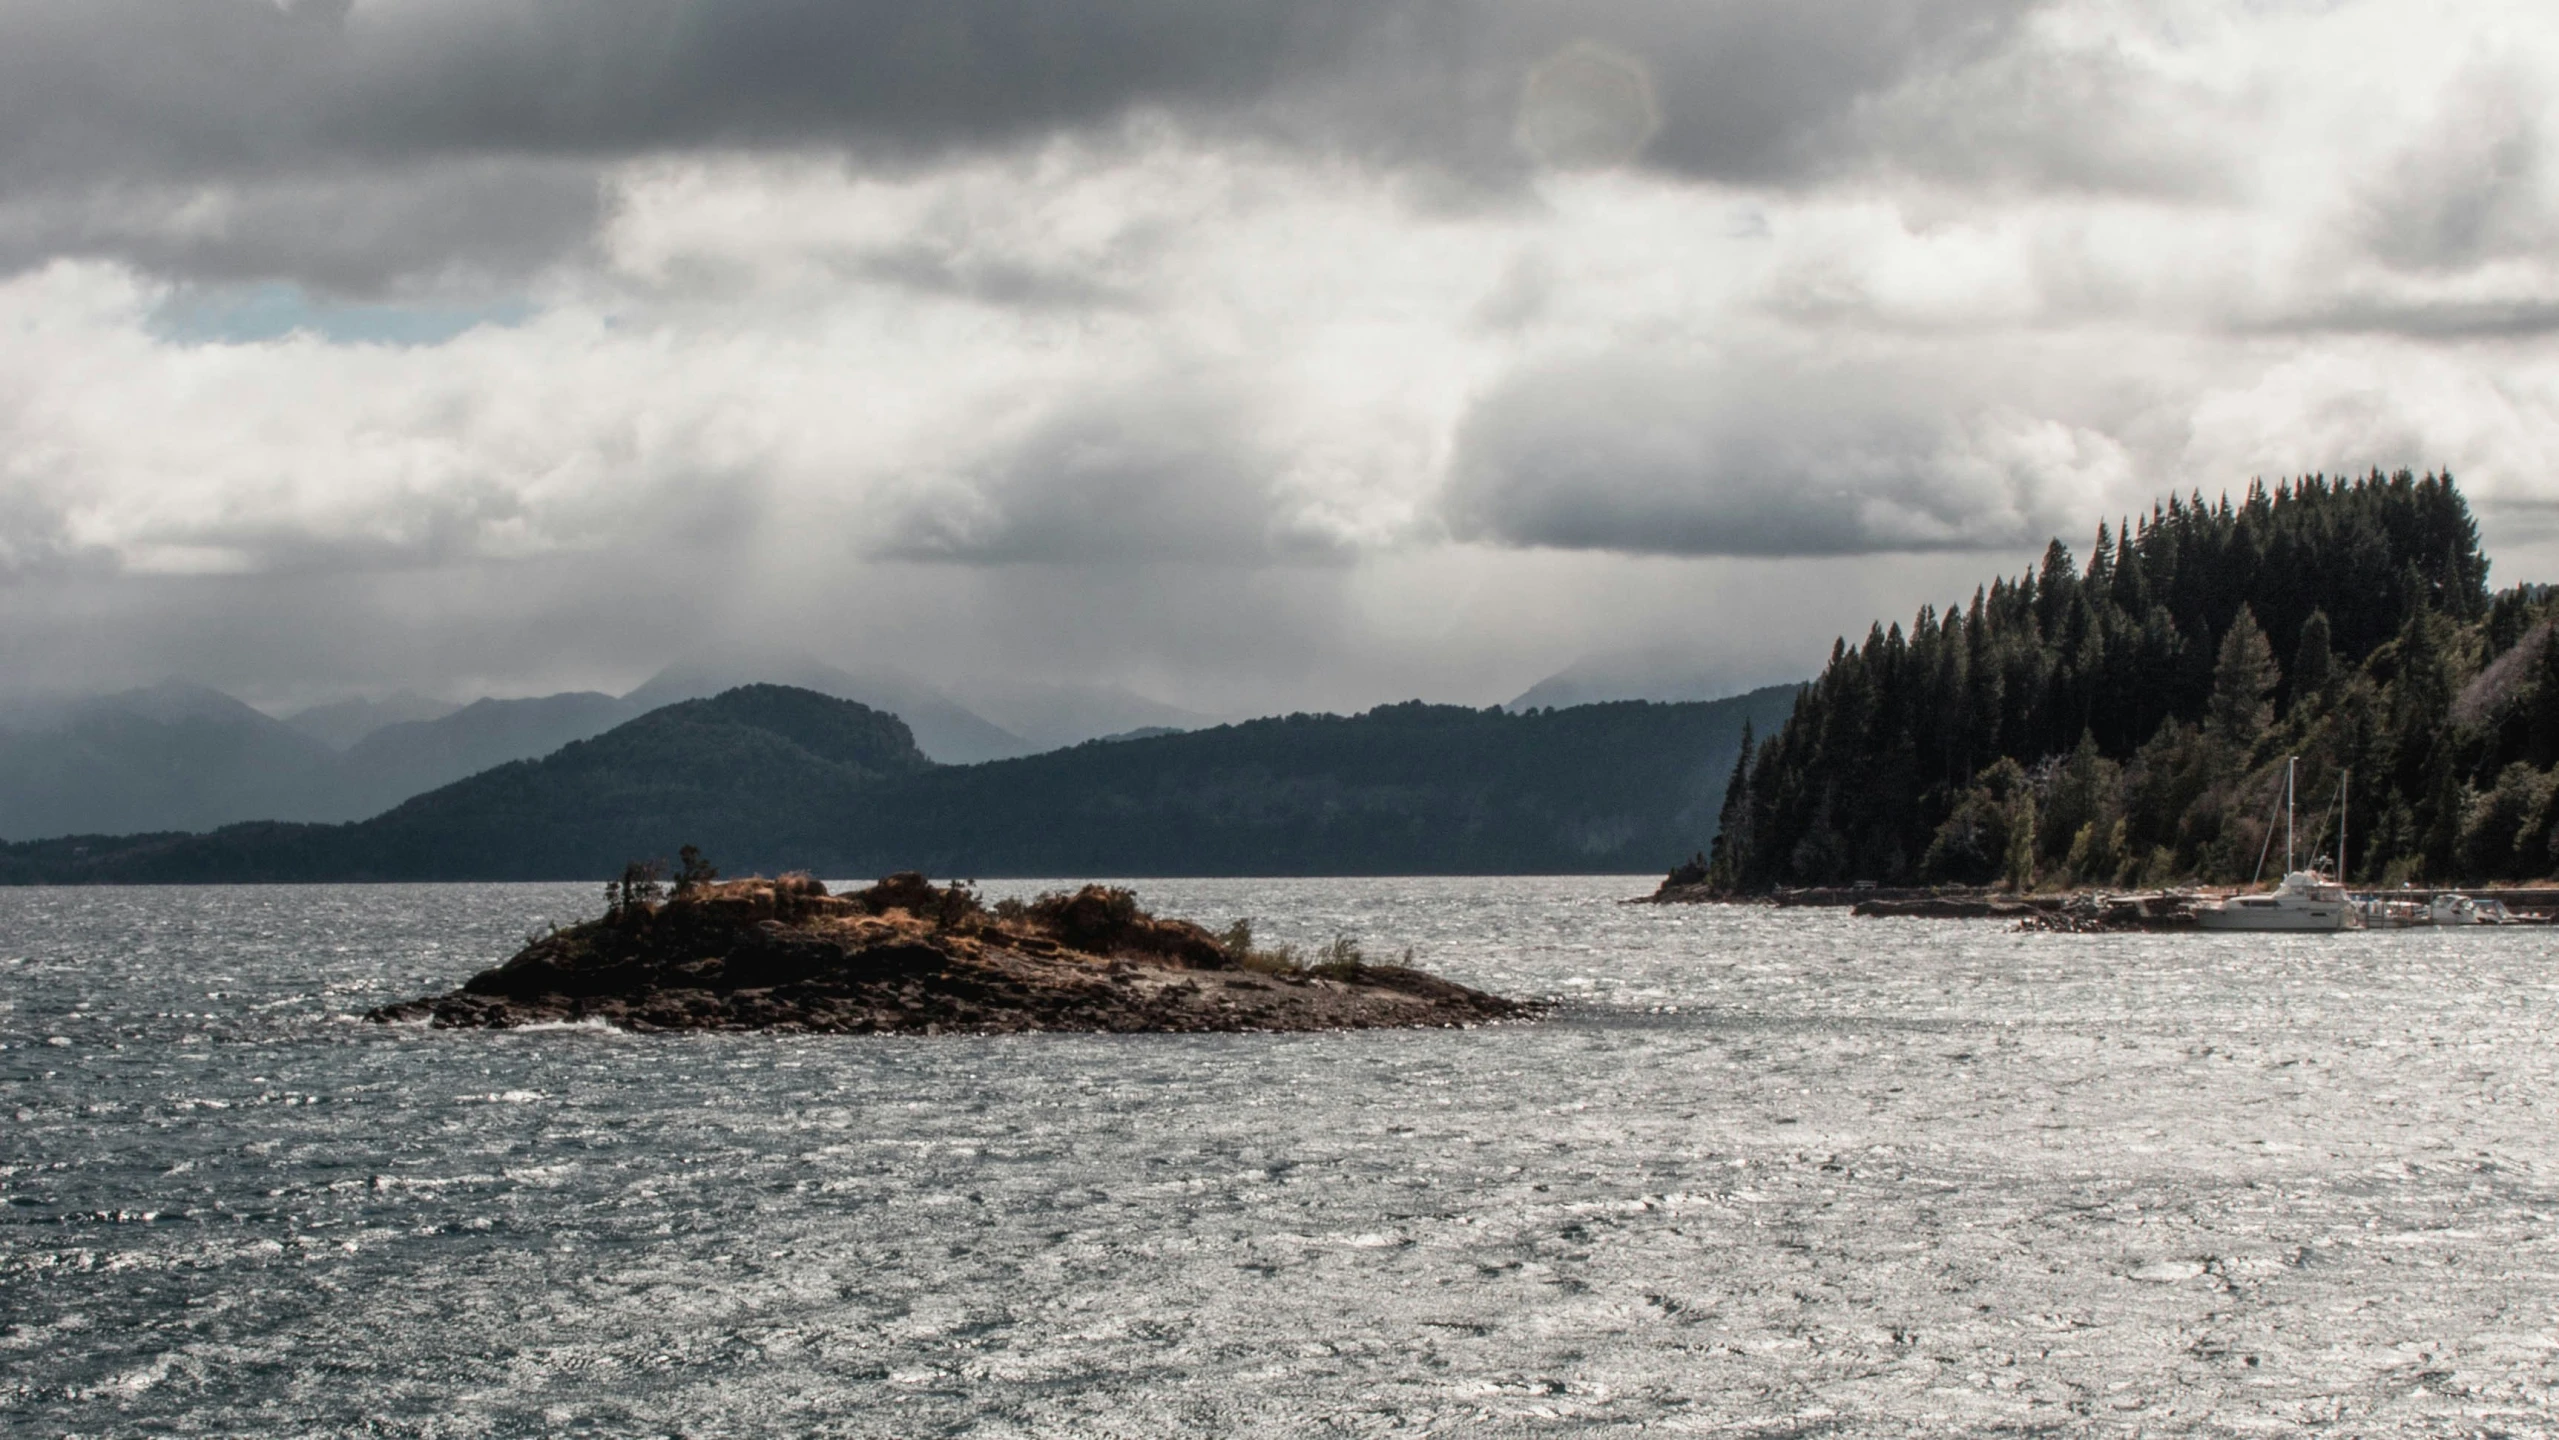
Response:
148,282,536,347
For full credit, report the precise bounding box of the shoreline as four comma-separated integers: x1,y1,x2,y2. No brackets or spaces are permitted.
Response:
1649,880,2559,928
1649,879,2559,929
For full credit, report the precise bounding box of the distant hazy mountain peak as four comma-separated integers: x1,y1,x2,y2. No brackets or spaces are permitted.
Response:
0,679,284,735
1508,647,1799,712
329,689,639,818
0,680,341,841
282,690,460,750
97,679,283,727
947,679,1212,752
621,648,865,709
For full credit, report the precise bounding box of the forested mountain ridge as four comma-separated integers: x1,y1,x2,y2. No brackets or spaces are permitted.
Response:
837,690,1799,876
0,682,1802,882
1701,469,2554,891
0,686,935,883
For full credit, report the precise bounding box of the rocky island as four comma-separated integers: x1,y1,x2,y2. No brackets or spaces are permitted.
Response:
368,870,1535,1034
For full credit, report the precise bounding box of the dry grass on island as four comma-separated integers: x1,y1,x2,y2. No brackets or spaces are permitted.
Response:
368,864,1537,1035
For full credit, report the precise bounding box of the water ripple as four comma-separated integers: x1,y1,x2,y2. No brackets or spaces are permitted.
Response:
3,878,2555,1435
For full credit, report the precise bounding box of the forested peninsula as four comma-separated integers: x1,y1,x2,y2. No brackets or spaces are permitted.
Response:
1692,470,2553,893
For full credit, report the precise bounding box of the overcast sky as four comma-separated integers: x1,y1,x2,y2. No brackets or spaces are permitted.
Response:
6,0,2558,716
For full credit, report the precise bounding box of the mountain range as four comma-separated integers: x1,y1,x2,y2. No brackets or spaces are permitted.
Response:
0,682,1802,881
0,683,345,841
0,658,1205,842
2,648,1750,845
282,691,459,750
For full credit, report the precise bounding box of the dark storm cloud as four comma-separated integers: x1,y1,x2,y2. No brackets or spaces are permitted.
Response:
0,0,2047,289
3,0,2037,170
0,159,601,297
1204,0,2039,185
1440,355,2114,557
0,0,1350,287
327,1,1360,166
0,0,1367,181
1498,0,2033,183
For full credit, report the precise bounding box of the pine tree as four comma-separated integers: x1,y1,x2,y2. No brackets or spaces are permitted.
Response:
2290,610,2334,708
2207,606,2277,746
1704,722,1756,889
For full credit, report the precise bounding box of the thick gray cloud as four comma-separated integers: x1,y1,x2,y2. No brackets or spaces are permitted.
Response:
4,0,2029,174
0,159,600,296
2279,296,2559,341
0,0,2043,289
1442,356,2124,557
1504,0,2032,183
1237,0,2039,184
0,0,1340,178
0,0,1328,287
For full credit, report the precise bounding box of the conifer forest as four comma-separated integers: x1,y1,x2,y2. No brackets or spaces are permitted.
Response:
1704,469,2559,891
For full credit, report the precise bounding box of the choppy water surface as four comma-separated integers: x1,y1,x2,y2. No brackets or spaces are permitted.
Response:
4,879,2556,1437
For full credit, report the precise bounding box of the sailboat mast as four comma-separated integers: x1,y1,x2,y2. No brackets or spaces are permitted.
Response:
2285,756,2296,874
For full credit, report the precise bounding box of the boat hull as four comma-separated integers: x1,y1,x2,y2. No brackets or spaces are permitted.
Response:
2194,900,2354,931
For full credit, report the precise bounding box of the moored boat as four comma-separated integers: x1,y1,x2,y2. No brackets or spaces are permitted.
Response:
2193,756,2358,932
2356,894,2430,929
2195,868,2356,931
2351,890,2523,927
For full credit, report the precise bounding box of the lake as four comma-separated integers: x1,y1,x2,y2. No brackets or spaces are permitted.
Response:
4,877,2555,1435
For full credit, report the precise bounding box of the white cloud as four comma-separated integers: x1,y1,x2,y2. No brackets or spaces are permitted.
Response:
9,0,2559,710
2183,342,2559,513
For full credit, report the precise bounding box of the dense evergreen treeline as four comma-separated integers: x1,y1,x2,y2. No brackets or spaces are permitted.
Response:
1704,469,2559,890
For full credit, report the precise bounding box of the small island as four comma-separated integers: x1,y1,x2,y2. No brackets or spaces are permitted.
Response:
368,869,1535,1034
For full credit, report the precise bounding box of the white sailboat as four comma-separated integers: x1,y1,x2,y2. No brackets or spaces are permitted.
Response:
2194,757,2355,932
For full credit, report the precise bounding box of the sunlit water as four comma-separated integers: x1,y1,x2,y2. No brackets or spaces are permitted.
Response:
4,878,2556,1437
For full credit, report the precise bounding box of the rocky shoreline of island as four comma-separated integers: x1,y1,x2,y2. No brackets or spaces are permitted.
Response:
368,871,1537,1034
